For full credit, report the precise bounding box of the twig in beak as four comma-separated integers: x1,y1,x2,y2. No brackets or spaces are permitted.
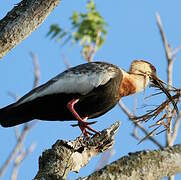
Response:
150,75,178,114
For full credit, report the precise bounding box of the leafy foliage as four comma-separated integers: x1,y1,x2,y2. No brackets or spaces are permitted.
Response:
47,0,107,61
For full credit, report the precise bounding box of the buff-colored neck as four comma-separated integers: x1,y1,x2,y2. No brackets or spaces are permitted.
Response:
119,69,150,97
129,73,149,92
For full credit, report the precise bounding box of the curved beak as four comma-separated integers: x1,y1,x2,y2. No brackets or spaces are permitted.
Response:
150,75,178,114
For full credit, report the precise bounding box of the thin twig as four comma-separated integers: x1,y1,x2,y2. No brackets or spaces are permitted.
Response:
156,12,173,147
171,45,181,59
11,143,36,180
156,12,181,151
156,12,172,63
119,100,163,149
10,52,40,179
169,109,181,145
29,51,40,88
0,126,29,177
0,52,40,179
14,127,20,141
156,13,181,180
7,92,21,143
86,30,101,62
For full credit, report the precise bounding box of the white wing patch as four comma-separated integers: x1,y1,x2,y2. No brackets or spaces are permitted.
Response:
17,67,118,105
45,72,107,95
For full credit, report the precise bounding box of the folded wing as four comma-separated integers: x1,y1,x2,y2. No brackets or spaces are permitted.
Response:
16,62,120,106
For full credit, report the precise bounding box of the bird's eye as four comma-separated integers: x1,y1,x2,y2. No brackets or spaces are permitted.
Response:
150,65,156,73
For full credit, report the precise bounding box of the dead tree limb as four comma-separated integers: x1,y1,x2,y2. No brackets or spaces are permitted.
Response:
34,121,120,180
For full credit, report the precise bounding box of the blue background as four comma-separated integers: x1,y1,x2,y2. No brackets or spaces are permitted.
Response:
1,1,181,179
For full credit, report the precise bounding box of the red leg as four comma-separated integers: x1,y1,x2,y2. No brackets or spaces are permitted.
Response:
67,99,100,136
79,117,89,136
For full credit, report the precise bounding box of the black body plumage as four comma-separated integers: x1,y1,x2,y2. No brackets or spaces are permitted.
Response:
0,62,122,127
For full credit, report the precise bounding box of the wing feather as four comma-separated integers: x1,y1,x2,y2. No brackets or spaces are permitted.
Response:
16,62,120,105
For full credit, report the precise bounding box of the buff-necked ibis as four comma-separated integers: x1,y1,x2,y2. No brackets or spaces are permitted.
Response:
0,60,176,136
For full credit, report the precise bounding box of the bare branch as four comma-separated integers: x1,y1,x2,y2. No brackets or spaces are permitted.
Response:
0,51,40,178
14,126,20,141
34,121,120,180
156,12,172,63
0,115,37,179
171,45,181,59
6,92,22,147
86,30,101,62
119,100,163,149
11,143,36,180
10,52,40,178
131,124,140,141
118,100,134,118
82,30,101,62
29,52,40,88
0,125,30,177
156,12,176,149
169,109,181,145
0,0,60,59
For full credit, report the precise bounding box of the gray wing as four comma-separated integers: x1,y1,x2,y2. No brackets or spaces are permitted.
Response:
16,62,121,105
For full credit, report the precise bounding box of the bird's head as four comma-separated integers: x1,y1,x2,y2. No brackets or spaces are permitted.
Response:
129,60,157,77
129,60,178,113
128,60,157,92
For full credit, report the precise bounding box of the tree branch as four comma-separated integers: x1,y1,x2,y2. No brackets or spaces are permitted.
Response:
0,125,30,177
156,12,172,63
0,0,60,59
30,51,40,88
34,121,120,180
11,143,36,180
156,12,181,180
0,52,40,178
156,12,181,151
119,100,163,149
83,144,181,180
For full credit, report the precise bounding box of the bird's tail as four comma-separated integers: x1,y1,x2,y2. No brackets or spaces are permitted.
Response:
0,103,32,127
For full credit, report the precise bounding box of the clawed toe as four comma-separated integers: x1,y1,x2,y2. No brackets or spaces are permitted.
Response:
71,120,100,136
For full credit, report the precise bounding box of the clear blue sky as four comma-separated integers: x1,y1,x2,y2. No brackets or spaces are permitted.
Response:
1,1,181,179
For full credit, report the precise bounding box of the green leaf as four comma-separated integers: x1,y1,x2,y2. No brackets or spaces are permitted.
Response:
48,0,108,59
47,24,62,39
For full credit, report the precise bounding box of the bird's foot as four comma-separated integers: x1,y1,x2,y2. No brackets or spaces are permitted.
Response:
78,117,100,137
71,119,99,136
67,98,100,136
71,121,97,127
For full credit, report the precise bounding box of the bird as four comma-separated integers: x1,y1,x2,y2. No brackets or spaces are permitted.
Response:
0,60,176,136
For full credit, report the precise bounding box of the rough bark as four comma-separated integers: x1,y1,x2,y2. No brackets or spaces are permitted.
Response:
83,144,181,180
0,0,60,59
34,122,120,180
34,120,181,180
